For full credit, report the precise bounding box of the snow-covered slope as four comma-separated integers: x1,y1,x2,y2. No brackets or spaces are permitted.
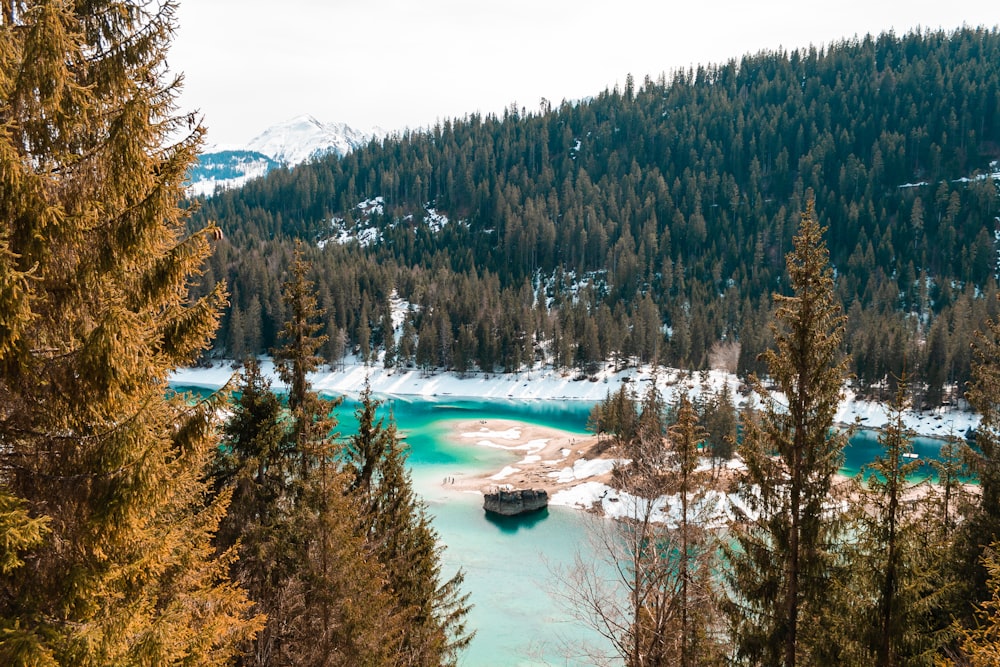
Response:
186,150,279,197
188,115,379,196
245,114,373,166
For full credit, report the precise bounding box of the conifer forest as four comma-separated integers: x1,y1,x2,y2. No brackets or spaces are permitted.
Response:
6,1,1000,665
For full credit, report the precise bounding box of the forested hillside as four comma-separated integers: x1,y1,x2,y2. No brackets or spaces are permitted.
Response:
192,27,1000,407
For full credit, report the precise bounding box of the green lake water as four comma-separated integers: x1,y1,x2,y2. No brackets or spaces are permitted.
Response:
331,396,608,666
171,385,965,665
840,428,965,481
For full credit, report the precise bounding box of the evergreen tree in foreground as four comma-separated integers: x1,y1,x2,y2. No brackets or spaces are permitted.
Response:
724,200,850,667
666,394,725,666
0,1,260,663
346,382,473,665
215,257,471,665
212,359,292,664
960,304,1000,613
269,255,406,665
833,380,951,665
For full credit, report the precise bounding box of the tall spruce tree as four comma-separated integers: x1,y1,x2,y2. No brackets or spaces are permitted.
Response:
345,382,472,666
212,359,293,665
0,1,259,663
724,200,850,667
274,248,328,417
667,394,724,667
266,257,405,665
961,306,1000,612
834,380,948,665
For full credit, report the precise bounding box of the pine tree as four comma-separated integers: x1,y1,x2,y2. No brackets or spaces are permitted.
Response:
266,260,405,666
399,317,417,367
596,384,640,452
724,200,850,667
382,310,397,368
957,543,1000,665
834,380,948,665
214,359,287,545
667,395,724,666
929,434,970,540
586,395,607,443
227,301,247,361
922,317,949,408
273,248,328,417
271,247,337,493
284,411,403,667
211,359,292,664
0,1,258,663
701,382,738,464
630,379,668,492
345,382,473,665
958,303,1000,616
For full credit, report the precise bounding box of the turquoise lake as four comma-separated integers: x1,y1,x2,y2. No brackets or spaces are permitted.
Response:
171,386,961,666
329,396,604,666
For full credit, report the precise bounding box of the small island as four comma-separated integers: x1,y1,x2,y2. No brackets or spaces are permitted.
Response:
483,488,549,516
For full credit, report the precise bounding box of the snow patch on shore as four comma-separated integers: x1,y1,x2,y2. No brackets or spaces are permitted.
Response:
169,356,980,440
550,483,745,528
461,427,522,442
552,458,620,483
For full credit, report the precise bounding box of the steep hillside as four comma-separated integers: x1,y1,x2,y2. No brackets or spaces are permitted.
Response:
191,27,1000,406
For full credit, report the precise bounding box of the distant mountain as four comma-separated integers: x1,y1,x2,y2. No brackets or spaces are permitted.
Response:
244,115,374,165
186,150,280,197
188,115,377,196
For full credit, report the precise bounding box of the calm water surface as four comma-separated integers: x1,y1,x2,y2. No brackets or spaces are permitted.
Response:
172,385,963,665
334,397,608,666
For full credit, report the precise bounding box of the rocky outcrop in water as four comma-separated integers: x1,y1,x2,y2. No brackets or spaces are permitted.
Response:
483,489,548,516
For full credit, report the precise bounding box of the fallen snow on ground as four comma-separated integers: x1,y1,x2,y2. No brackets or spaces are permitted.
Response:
550,483,746,528
461,427,523,442
172,357,975,524
170,356,980,440
552,458,619,483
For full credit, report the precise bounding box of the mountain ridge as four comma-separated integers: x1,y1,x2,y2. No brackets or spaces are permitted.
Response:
188,114,379,196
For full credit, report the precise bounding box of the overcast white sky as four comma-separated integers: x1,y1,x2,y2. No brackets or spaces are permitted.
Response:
169,1,999,148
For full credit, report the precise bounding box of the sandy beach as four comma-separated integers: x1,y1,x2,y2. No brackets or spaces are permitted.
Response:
442,418,749,523
441,418,617,497
435,416,976,528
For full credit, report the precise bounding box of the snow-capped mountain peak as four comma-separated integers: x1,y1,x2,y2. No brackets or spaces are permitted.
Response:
188,115,379,197
246,114,373,166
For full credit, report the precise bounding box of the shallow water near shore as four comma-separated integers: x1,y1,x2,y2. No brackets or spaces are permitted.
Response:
841,428,966,481
172,385,963,665
334,397,609,666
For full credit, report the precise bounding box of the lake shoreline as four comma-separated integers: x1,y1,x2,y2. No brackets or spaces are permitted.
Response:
440,418,613,499
170,358,981,441
441,415,977,521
